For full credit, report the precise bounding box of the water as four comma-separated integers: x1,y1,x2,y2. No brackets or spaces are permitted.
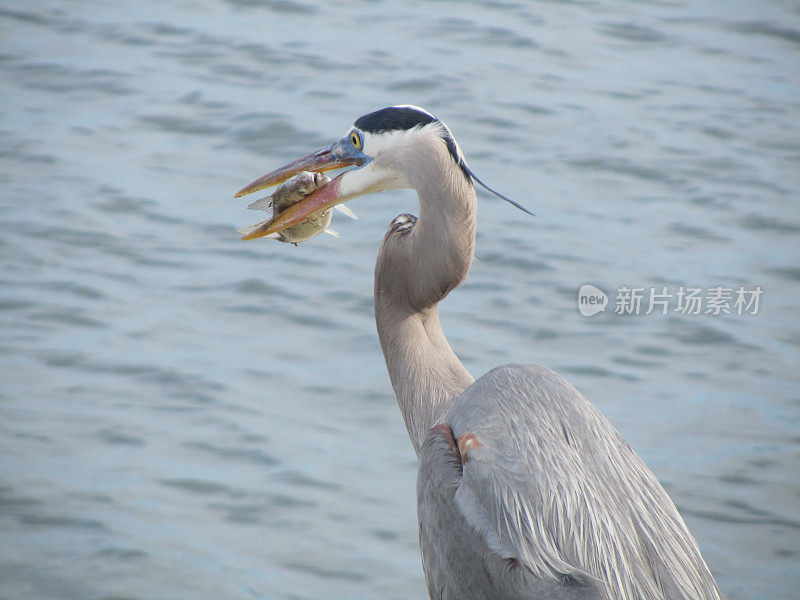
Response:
1,1,798,598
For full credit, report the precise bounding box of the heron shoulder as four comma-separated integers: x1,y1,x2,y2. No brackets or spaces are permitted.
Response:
437,362,721,600
446,363,624,456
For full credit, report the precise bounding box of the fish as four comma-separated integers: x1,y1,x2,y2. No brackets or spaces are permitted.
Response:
237,171,357,244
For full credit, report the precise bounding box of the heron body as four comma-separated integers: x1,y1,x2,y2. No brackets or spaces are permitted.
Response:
235,106,722,599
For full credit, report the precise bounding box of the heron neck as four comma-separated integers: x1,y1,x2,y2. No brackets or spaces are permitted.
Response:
374,166,477,455
375,303,475,454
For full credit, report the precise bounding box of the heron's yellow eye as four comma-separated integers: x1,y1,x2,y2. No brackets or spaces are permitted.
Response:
350,131,362,150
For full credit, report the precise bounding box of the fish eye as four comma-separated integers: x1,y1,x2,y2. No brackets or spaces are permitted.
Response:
350,131,362,150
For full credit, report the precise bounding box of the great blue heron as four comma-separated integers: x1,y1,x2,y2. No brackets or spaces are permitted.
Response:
234,106,722,599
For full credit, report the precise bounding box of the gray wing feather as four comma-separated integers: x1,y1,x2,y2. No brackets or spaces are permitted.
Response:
428,363,721,600
418,424,607,600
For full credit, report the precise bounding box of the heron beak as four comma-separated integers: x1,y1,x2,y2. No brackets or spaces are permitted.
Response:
234,138,368,197
234,138,369,240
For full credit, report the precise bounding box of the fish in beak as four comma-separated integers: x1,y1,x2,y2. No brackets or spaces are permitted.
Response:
238,171,339,244
234,137,371,241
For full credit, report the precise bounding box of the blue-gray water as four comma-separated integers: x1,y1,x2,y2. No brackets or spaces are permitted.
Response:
1,1,798,599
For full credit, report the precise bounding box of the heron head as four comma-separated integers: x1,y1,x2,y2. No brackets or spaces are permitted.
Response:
234,105,532,240
233,105,470,240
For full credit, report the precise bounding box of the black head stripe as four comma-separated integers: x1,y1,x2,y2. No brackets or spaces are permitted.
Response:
354,106,437,134
355,106,473,184
443,134,472,182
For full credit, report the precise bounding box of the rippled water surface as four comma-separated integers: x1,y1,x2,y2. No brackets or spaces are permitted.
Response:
2,1,799,599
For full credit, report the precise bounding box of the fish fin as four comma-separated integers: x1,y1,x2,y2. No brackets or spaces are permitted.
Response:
324,228,340,238
237,220,279,240
335,204,358,220
237,221,264,236
247,196,274,211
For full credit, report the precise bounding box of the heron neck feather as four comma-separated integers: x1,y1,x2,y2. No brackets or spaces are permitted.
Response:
374,153,477,454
